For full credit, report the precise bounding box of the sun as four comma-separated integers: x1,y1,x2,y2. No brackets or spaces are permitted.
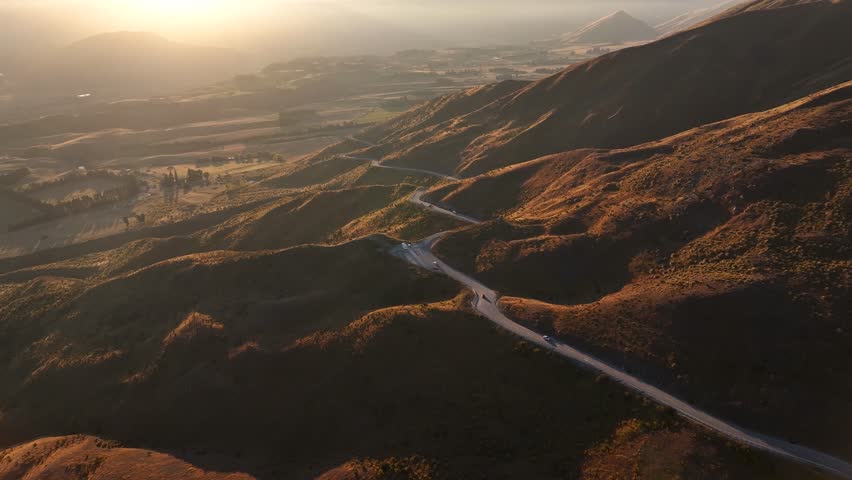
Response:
97,0,287,42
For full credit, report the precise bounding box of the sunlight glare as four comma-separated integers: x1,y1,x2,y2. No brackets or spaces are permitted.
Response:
116,0,233,28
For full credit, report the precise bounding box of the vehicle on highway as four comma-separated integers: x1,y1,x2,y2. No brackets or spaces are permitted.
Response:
543,335,556,344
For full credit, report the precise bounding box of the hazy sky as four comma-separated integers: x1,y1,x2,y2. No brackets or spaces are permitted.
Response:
0,0,738,59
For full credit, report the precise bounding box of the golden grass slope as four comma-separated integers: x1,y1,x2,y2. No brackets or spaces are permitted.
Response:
356,0,851,177
201,184,416,251
0,179,458,284
0,436,254,480
432,81,852,457
0,274,826,478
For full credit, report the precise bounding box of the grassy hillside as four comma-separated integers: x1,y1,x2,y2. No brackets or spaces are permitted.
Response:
0,181,462,285
329,199,466,244
0,237,456,441
353,0,851,177
563,10,659,44
0,295,824,479
431,81,852,455
200,185,416,251
0,1,848,477
0,436,253,480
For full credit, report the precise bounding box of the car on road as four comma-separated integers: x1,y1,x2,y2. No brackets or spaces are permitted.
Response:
402,243,409,249
543,335,556,344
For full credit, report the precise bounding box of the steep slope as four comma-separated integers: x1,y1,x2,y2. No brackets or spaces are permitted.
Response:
198,183,461,251
361,0,851,177
201,185,416,251
431,81,852,455
353,80,530,173
0,291,822,479
0,237,455,439
0,436,253,480
0,180,461,285
564,11,659,44
655,0,745,35
711,0,833,19
363,80,529,145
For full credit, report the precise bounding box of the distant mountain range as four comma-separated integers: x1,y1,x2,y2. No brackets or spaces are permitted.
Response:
563,10,659,44
362,0,851,178
7,31,247,100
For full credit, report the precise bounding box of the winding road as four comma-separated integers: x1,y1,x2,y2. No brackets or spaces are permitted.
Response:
341,154,459,182
347,141,852,479
341,137,460,181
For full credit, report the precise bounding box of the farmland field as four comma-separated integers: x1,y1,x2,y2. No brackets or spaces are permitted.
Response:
28,176,128,204
0,193,43,229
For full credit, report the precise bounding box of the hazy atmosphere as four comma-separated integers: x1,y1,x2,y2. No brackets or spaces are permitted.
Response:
2,0,730,58
1,1,850,479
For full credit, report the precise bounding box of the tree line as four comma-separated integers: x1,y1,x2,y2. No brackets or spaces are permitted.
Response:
7,170,141,232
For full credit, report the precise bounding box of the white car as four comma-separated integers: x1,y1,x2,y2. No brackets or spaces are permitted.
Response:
543,335,555,344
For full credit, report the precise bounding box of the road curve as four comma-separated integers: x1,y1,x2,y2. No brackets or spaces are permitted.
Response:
345,135,377,148
341,136,460,180
340,155,460,182
345,141,852,479
395,237,852,479
410,189,478,223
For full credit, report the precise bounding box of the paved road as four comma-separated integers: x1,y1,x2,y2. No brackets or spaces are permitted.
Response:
410,189,478,223
377,164,459,182
345,142,852,479
395,237,852,479
340,155,460,182
341,136,459,181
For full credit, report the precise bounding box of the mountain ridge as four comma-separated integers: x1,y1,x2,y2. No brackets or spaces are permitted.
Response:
356,0,851,177
427,79,852,455
9,30,246,100
655,0,745,34
564,10,659,44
